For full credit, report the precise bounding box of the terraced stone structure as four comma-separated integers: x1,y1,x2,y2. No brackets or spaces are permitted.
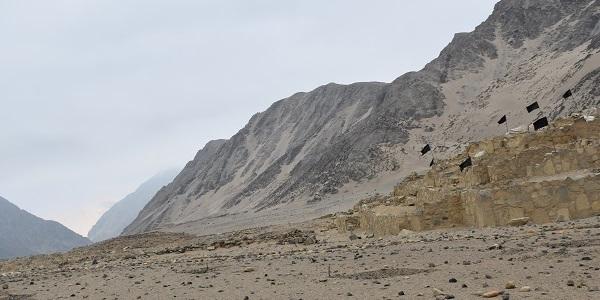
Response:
336,113,600,236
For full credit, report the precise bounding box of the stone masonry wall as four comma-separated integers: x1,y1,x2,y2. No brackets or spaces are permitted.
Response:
336,114,600,236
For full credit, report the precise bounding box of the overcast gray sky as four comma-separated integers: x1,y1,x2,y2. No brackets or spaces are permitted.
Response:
0,0,498,236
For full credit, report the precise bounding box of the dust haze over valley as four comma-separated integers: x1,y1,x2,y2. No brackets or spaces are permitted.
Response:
2,0,600,299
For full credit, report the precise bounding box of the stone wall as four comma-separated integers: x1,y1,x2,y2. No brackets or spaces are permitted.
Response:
463,173,600,227
336,114,600,236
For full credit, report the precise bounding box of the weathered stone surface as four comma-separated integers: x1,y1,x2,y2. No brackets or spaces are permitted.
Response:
337,116,600,236
508,217,530,227
481,290,502,298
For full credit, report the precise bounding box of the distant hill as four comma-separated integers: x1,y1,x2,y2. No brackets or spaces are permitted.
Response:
0,196,90,260
87,170,179,242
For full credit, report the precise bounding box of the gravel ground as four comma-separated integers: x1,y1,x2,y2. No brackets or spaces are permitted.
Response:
1,216,600,300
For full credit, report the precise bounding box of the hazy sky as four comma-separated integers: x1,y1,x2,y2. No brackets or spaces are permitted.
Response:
0,0,498,236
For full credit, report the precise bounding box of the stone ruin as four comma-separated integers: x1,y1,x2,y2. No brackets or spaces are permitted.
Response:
336,111,600,236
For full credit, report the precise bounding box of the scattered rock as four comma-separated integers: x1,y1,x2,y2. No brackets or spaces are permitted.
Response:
433,288,454,299
519,286,531,292
277,229,318,245
488,244,500,250
433,288,445,296
481,290,502,298
505,281,515,289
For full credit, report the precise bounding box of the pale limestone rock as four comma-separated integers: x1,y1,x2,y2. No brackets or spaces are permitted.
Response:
508,217,530,227
481,290,502,298
519,286,531,292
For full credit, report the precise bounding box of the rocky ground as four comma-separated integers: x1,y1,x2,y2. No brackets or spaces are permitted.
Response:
1,216,600,300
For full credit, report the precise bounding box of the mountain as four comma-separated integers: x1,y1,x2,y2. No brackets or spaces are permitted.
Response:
124,0,600,236
0,196,90,259
336,113,600,235
87,169,179,242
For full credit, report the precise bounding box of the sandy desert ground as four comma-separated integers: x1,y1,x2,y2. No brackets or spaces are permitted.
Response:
1,215,600,300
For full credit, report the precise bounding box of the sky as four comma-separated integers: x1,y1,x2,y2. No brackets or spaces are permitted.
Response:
0,0,498,236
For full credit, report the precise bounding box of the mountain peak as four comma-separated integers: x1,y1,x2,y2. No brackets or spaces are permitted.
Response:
0,196,90,259
87,169,179,242
124,0,600,236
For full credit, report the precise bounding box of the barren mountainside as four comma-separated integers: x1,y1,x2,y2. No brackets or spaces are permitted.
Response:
125,0,600,235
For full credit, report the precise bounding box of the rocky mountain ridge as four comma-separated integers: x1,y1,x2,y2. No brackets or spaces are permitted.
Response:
125,0,600,235
0,196,90,260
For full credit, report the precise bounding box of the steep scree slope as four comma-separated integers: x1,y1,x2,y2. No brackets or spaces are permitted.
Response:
125,0,600,235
